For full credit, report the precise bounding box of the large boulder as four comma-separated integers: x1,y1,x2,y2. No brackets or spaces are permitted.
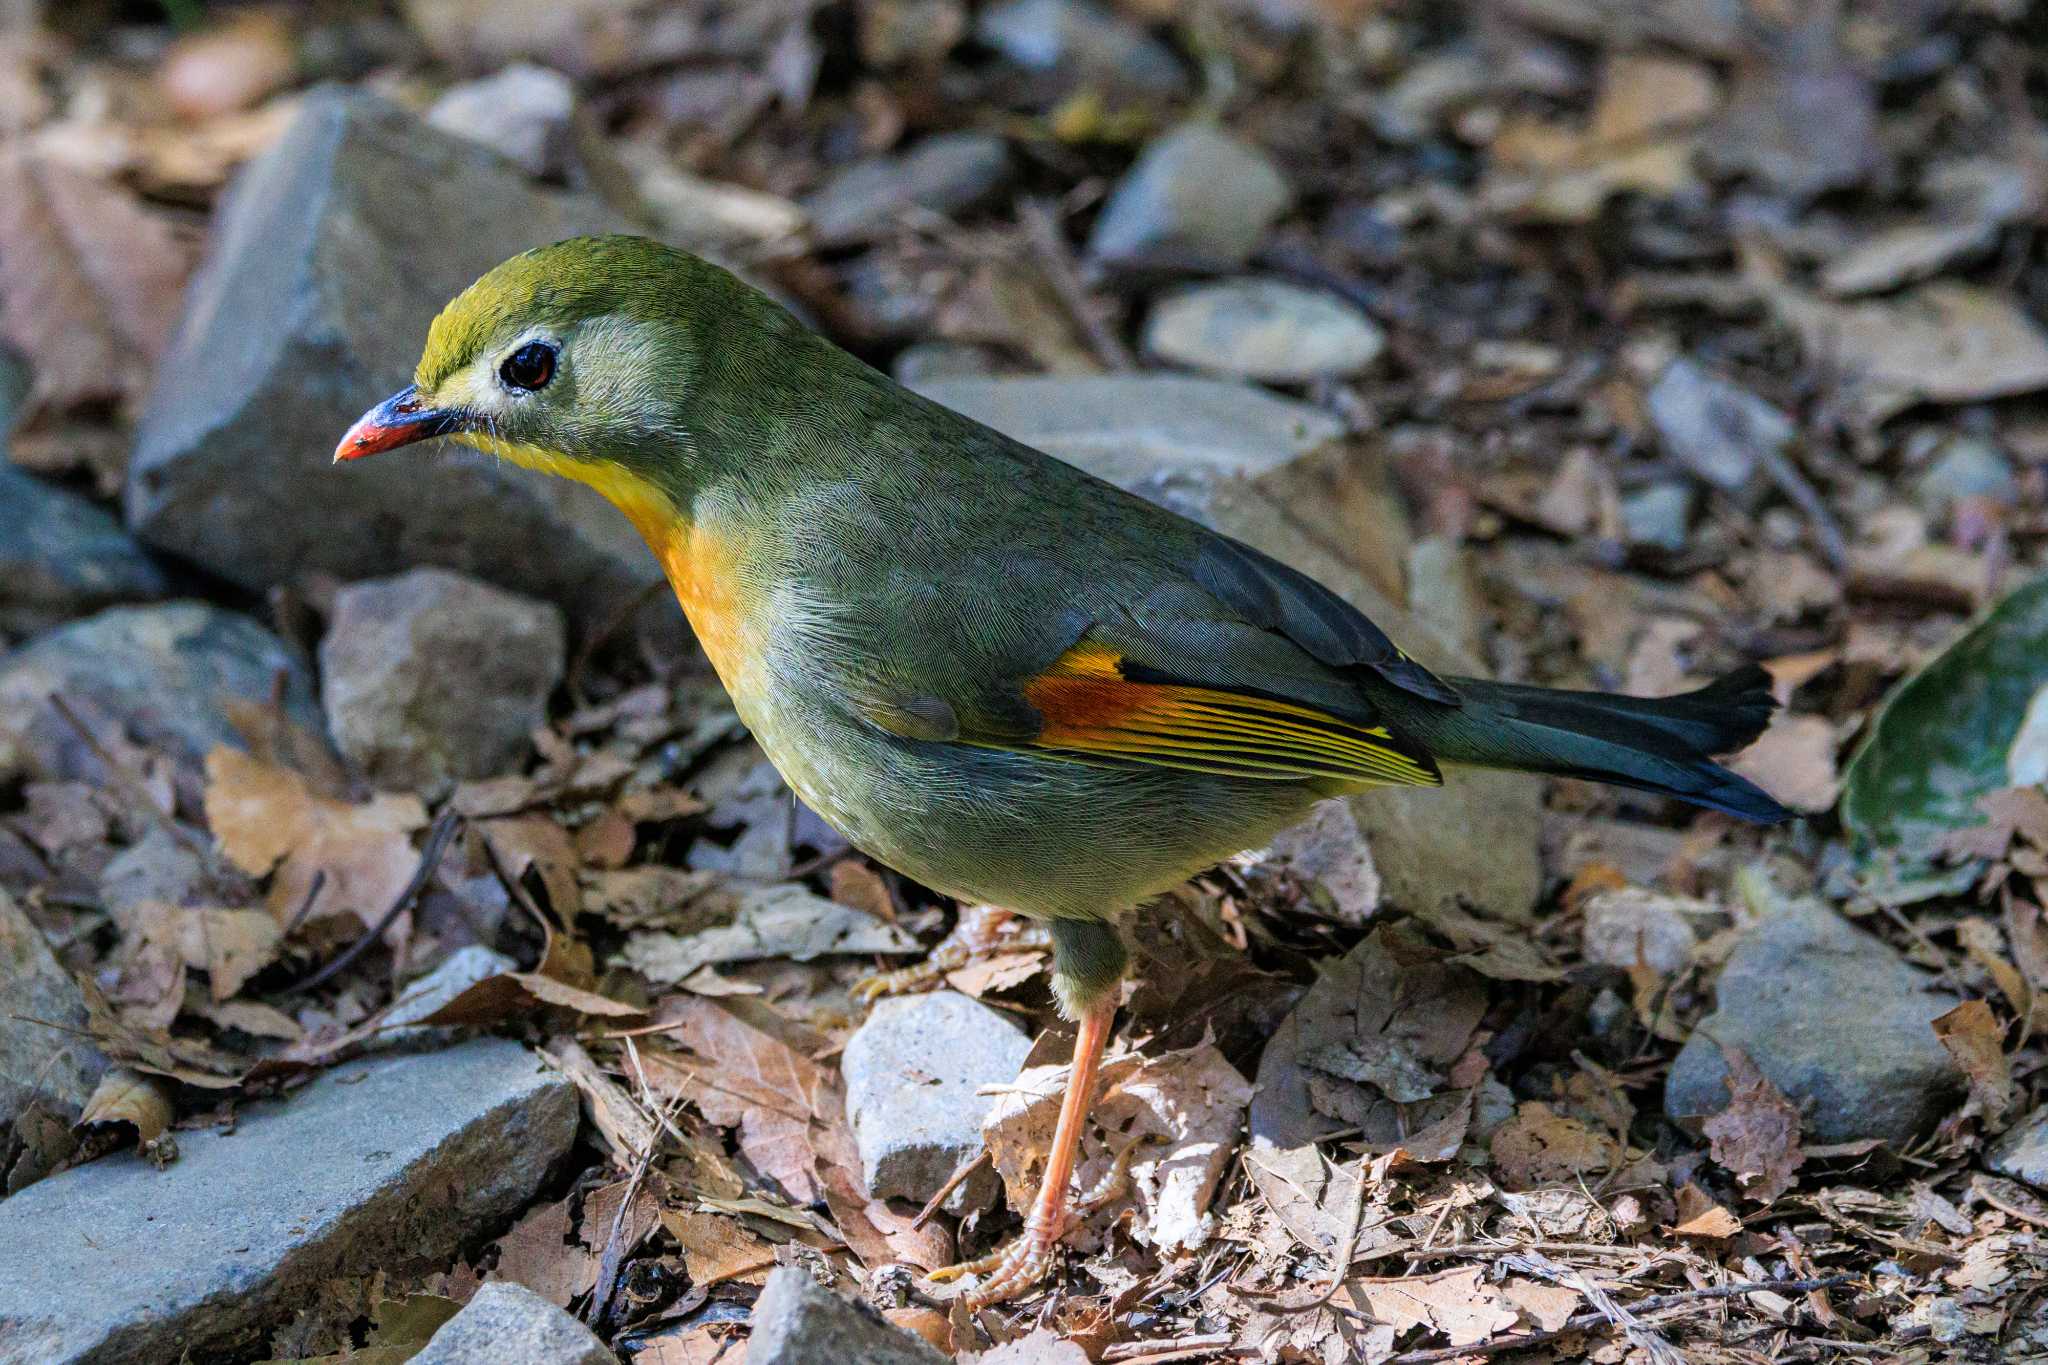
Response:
914,375,1545,921
0,465,167,637
125,87,658,629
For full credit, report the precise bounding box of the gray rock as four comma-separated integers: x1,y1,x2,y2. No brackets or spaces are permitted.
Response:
0,602,322,784
0,466,167,635
410,1282,611,1365
914,375,1544,922
976,0,1187,101
748,1267,947,1365
125,88,658,629
1620,480,1695,552
1665,895,1963,1145
378,943,519,1047
1914,437,2017,515
804,132,1011,246
1646,358,1792,499
1088,124,1290,272
0,1038,575,1365
426,62,574,177
321,568,565,794
1144,279,1385,383
1988,1105,2048,1188
842,992,1030,1213
891,341,1003,386
0,888,107,1130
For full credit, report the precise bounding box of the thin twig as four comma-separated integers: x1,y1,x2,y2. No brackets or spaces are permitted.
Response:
1020,197,1134,371
1757,440,1849,570
1231,1152,1378,1313
586,1095,681,1329
1101,1334,1237,1362
1380,1275,1855,1365
285,807,462,994
912,1148,992,1230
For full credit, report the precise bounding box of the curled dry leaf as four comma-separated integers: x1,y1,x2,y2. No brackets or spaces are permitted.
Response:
1490,1102,1618,1191
203,748,427,933
490,1195,598,1307
984,1040,1252,1253
1669,1182,1743,1238
1357,1266,1519,1347
622,883,920,985
1931,1000,2016,1125
76,1066,175,1152
403,972,645,1029
960,1329,1092,1363
0,143,193,423
660,1207,775,1288
1702,1045,1805,1204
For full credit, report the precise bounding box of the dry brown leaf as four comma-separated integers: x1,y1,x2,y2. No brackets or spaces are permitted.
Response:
538,1038,656,1167
961,1329,1092,1363
170,906,282,1001
946,950,1045,998
1669,1182,1743,1238
1931,1000,2016,1125
1489,1101,1617,1190
1503,1277,1582,1332
406,972,645,1029
204,748,427,933
0,142,192,422
1702,1046,1804,1203
622,883,919,986
76,1066,174,1152
1728,713,1841,814
660,1208,776,1288
489,1195,598,1307
1357,1266,1518,1346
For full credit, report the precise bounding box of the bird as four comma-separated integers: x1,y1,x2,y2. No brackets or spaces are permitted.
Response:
336,234,1789,1307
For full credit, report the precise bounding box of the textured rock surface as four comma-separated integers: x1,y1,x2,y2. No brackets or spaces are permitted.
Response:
0,602,322,784
1989,1105,2048,1189
0,888,107,1131
321,568,565,794
125,88,657,627
1087,124,1290,271
0,1039,576,1365
1666,895,1964,1144
1144,279,1385,382
377,943,519,1048
426,62,574,176
916,375,1545,921
976,0,1188,100
409,1282,612,1365
842,991,1031,1213
747,1267,948,1365
0,465,166,635
804,131,1010,245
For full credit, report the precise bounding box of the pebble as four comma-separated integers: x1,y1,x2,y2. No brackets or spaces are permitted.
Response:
0,602,322,785
1913,436,2017,516
321,568,565,796
842,991,1031,1213
410,1281,612,1365
1665,892,1963,1145
426,62,575,177
0,888,107,1145
1143,279,1385,383
1087,124,1291,271
976,0,1188,101
0,1039,576,1364
378,943,520,1047
747,1266,948,1365
1646,357,1792,499
0,464,167,635
1988,1105,2048,1189
804,131,1010,246
1619,480,1696,552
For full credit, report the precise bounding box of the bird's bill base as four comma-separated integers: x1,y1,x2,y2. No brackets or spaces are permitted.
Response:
334,385,465,462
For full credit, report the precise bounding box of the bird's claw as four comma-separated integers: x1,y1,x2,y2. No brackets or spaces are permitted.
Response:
853,905,1049,1003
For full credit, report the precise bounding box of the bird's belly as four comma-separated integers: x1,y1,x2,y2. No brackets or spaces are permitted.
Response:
747,699,1323,920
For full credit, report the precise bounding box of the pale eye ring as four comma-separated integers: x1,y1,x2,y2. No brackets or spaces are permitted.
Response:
499,341,557,392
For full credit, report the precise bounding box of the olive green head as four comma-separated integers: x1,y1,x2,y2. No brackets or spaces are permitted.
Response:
335,235,799,492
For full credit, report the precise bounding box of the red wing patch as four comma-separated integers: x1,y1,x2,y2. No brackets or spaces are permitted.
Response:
1018,641,1440,787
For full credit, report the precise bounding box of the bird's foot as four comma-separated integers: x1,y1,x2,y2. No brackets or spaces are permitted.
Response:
853,904,1049,1002
926,1133,1154,1307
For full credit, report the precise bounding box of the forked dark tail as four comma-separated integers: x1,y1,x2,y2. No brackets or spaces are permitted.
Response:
1383,665,1791,823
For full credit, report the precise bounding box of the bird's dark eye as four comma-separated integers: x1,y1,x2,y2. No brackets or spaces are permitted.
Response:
499,341,556,392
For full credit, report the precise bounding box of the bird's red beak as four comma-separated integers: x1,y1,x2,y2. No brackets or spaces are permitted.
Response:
334,385,466,462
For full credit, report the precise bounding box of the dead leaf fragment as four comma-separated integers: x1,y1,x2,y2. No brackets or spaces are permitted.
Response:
1358,1266,1518,1346
1702,1046,1805,1203
76,1066,174,1152
1932,999,2015,1124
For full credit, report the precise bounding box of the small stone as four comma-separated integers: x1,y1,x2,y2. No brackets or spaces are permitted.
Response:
1646,358,1792,499
1144,279,1385,383
976,0,1187,101
0,464,167,635
1988,1105,2048,1188
1088,124,1291,272
1581,887,1722,975
0,1039,575,1364
1620,480,1696,552
126,89,653,629
804,132,1011,246
747,1267,948,1365
426,63,574,178
891,341,1004,386
321,568,565,795
0,889,107,1132
378,943,519,1046
0,603,322,785
1913,437,2017,516
842,992,1031,1213
410,1282,611,1365
1665,894,1963,1145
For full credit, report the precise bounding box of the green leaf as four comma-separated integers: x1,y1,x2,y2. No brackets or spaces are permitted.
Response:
1841,573,2048,865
